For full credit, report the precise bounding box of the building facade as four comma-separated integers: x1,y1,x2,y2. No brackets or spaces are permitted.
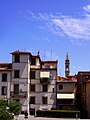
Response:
76,71,90,118
30,60,57,114
57,76,77,110
10,51,31,114
0,63,12,101
0,50,57,115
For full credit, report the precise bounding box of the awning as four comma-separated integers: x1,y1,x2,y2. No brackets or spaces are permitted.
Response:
57,93,74,99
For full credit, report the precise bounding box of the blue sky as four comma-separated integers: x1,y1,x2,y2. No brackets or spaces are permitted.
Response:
0,0,90,76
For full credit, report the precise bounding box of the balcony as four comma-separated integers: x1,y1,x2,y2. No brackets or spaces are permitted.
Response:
10,91,27,98
40,71,50,78
40,78,50,84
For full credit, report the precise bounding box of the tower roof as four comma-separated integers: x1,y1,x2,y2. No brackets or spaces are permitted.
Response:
66,52,69,60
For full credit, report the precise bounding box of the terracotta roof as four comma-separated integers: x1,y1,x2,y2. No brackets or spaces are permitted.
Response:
0,63,12,71
57,75,77,82
11,50,31,55
57,76,69,80
78,71,90,75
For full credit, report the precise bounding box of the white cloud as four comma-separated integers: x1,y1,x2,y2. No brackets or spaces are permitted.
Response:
24,5,90,42
83,5,90,13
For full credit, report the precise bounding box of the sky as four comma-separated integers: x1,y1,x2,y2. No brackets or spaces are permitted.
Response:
0,0,90,76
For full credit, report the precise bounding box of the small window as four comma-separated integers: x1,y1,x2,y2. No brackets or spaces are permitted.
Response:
14,84,19,95
42,96,47,104
59,84,63,90
31,57,36,65
42,85,48,92
30,96,35,104
31,71,35,79
2,86,7,95
14,55,20,63
53,88,54,92
14,70,20,78
31,85,35,92
2,73,7,82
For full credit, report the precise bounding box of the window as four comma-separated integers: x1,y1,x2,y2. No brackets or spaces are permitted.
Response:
31,57,36,65
14,70,20,78
59,84,63,90
42,97,47,104
30,96,35,104
86,75,89,79
31,85,35,92
14,84,19,95
42,85,48,92
2,86,7,95
2,73,7,82
31,71,35,79
53,88,54,92
14,55,20,63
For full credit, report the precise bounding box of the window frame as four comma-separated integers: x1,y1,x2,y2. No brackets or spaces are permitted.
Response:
42,96,47,104
2,73,7,82
30,71,36,79
31,84,35,92
59,84,63,90
31,57,36,65
14,70,20,78
14,55,20,63
30,96,35,104
14,84,19,95
2,86,7,95
42,84,48,92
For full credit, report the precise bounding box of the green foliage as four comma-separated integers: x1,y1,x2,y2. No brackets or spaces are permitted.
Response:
0,99,21,119
8,100,21,114
0,107,12,120
0,99,8,108
36,110,80,118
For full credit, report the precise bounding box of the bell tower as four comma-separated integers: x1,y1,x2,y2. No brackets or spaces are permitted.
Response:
65,53,70,76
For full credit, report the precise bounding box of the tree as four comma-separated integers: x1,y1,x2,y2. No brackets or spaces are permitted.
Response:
0,99,8,108
8,100,21,115
0,99,21,119
0,107,12,120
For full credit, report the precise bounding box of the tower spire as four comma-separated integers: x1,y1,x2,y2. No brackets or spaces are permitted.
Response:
65,53,70,76
66,52,69,60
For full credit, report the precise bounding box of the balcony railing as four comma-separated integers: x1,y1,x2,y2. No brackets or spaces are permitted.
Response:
10,91,27,98
40,78,50,84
